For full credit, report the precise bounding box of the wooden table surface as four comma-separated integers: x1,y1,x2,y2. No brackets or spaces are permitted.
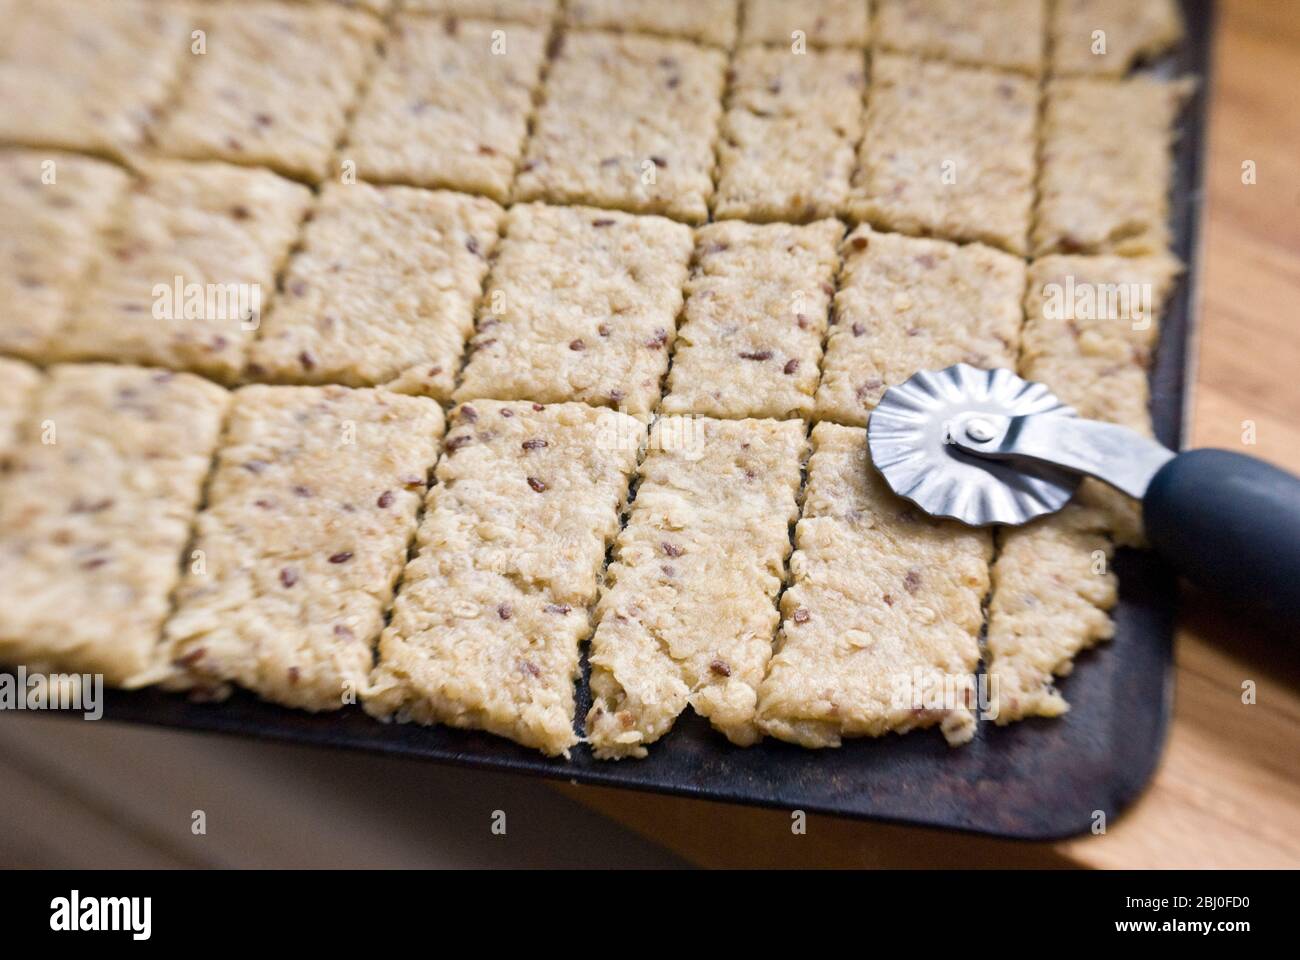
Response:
557,0,1300,868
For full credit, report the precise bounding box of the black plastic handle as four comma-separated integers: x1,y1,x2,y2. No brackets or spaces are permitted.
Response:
1143,449,1300,626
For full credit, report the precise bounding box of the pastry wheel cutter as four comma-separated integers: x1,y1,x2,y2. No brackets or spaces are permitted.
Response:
868,364,1300,626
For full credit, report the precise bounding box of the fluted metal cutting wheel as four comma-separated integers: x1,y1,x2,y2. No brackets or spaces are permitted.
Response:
867,364,1083,527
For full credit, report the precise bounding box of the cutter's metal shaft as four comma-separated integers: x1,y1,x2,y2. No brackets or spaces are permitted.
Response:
868,365,1178,527
947,412,1176,500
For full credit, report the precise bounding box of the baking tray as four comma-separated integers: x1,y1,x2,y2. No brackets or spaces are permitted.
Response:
15,0,1214,841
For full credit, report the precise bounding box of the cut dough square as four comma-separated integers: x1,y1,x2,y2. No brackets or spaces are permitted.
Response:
0,149,129,360
367,399,644,756
1033,75,1194,257
248,182,503,401
0,358,41,460
163,385,446,711
587,416,807,757
0,0,193,158
714,46,866,222
0,364,229,686
565,0,738,48
662,218,843,420
258,0,395,12
401,0,558,24
740,0,870,48
346,16,547,201
815,225,1024,427
984,504,1119,725
155,2,383,181
1021,253,1184,436
757,421,991,748
874,0,1047,75
514,31,727,223
456,204,693,414
1050,0,1184,76
848,53,1038,255
53,161,312,382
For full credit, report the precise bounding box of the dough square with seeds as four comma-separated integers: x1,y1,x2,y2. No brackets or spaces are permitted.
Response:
53,161,311,382
514,31,727,223
156,2,382,181
984,503,1118,725
402,0,558,24
0,359,41,460
456,204,693,414
347,16,547,202
1050,0,1184,76
874,0,1046,75
0,364,229,686
566,0,738,48
163,385,445,711
662,219,843,420
815,225,1024,427
587,416,807,758
740,0,869,48
1021,254,1183,435
759,421,987,749
1033,76,1193,257
0,0,192,159
367,399,644,756
237,0,394,10
249,182,503,401
0,150,129,360
261,0,395,11
848,53,1038,255
756,422,991,748
1021,252,1182,545
714,47,866,223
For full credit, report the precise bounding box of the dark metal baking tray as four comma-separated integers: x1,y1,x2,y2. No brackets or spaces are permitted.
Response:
16,0,1214,840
